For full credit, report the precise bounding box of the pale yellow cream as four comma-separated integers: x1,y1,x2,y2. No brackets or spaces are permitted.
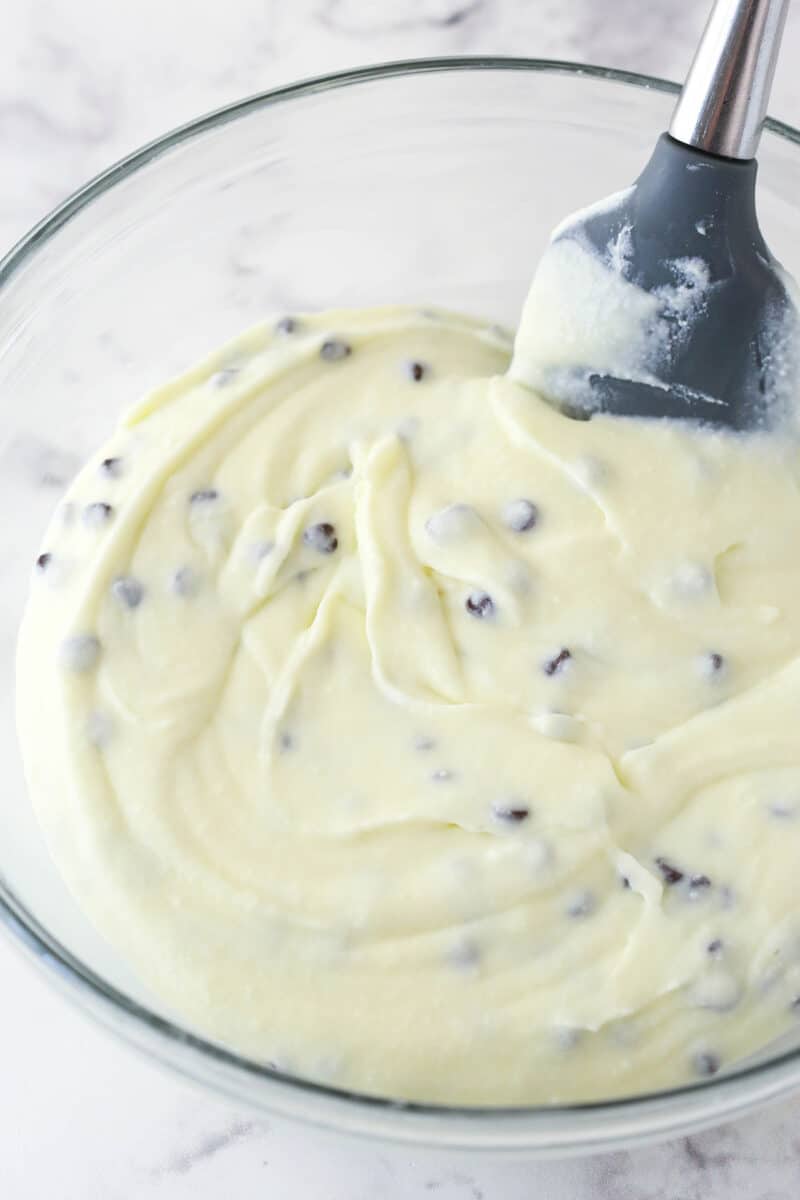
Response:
17,305,800,1104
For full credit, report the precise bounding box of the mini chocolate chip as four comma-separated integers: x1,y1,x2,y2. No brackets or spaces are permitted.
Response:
707,938,724,956
303,522,338,554
621,875,631,889
405,360,428,382
59,634,101,673
112,576,144,609
414,735,436,752
431,768,454,783
690,873,712,890
691,1051,720,1078
425,503,478,543
210,367,238,388
673,562,712,599
566,890,596,919
100,457,123,479
554,1026,583,1051
697,650,727,681
465,591,494,619
190,488,219,504
87,711,114,748
655,856,685,885
543,648,571,676
172,565,200,597
320,338,351,362
493,804,530,823
83,501,114,527
279,731,294,751
768,799,798,820
275,316,297,335
503,498,539,533
448,938,480,971
36,552,52,571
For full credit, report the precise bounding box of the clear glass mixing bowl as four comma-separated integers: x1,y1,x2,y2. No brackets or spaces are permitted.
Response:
3,57,800,1158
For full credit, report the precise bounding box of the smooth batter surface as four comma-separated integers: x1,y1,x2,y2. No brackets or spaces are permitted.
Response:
17,305,800,1104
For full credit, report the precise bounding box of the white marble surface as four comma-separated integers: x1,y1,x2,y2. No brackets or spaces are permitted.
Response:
5,1,800,1196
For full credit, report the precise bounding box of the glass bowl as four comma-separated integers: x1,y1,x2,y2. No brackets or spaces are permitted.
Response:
3,57,800,1158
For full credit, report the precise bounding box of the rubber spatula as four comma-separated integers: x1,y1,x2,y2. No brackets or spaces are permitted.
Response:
510,0,799,430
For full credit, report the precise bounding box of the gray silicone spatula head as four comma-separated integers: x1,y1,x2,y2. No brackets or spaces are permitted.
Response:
510,0,800,430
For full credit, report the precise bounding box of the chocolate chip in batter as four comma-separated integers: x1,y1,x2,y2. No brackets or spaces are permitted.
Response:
673,561,713,600
279,731,294,752
303,522,338,554
320,338,351,362
689,873,712,891
190,488,219,505
99,456,123,479
620,875,631,889
425,503,478,544
691,1050,721,1077
447,938,480,971
493,803,530,824
83,501,114,528
566,890,596,919
767,798,799,820
554,1026,583,1051
655,856,685,885
210,366,239,389
171,565,200,597
275,316,297,335
87,711,114,748
697,650,726,681
112,576,144,609
59,634,101,673
503,498,539,533
404,360,428,382
465,591,494,619
543,648,571,677
707,938,724,957
36,552,52,572
414,735,437,752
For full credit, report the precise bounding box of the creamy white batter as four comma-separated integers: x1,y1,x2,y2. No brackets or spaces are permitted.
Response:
17,304,800,1105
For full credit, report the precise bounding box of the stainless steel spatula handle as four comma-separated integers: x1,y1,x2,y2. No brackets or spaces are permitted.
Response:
670,0,789,160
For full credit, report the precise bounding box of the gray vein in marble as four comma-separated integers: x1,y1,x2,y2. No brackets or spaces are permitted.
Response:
317,0,486,35
4,433,83,491
424,1170,485,1199
682,1134,710,1171
149,1119,261,1177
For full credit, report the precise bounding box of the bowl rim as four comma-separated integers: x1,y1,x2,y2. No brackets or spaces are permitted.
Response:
4,54,800,1151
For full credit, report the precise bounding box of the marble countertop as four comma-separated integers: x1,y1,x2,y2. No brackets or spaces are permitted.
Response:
5,1,800,1196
